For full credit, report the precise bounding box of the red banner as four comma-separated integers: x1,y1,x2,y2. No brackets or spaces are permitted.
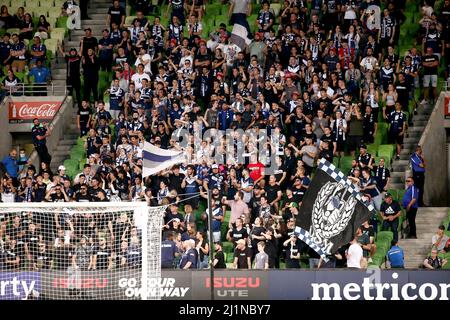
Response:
9,101,62,123
445,97,450,119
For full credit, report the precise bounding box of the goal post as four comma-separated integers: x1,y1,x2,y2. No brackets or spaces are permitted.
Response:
0,202,165,300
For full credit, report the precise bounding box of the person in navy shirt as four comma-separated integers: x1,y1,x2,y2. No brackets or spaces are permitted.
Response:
209,202,224,243
373,157,391,192
86,128,102,157
386,240,404,268
31,118,52,165
127,110,145,135
98,29,114,72
179,239,197,269
161,231,179,268
168,102,183,128
380,193,402,241
386,102,406,160
93,101,112,127
10,33,27,72
0,33,11,66
29,36,47,65
216,102,234,131
410,145,426,206
402,176,419,239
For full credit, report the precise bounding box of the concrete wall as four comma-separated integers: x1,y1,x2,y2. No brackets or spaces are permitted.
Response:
0,96,74,168
0,97,13,158
419,92,449,206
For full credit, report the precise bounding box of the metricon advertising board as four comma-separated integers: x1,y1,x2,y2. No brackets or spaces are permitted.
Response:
0,271,448,300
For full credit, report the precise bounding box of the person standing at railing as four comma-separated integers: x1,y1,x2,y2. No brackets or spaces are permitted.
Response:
1,69,22,97
27,60,51,97
31,118,52,166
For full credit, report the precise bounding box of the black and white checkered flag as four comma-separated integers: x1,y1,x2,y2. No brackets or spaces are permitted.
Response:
294,158,376,261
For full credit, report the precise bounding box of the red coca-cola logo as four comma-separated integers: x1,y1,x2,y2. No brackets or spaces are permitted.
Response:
17,103,58,118
9,101,62,122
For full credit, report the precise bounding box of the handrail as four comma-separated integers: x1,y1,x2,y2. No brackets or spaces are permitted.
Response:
4,83,68,96
442,80,449,92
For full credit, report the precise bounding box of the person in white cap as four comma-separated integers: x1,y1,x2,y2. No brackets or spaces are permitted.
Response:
57,165,70,182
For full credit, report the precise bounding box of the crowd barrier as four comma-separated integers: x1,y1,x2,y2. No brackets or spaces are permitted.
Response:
1,270,448,300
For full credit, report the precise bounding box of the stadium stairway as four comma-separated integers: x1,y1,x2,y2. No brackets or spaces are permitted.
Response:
49,107,79,173
52,0,112,96
387,104,432,191
397,207,449,268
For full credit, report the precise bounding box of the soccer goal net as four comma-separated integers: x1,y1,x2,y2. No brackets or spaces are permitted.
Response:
0,202,165,300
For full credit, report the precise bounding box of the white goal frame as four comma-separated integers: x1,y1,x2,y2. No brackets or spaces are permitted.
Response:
0,201,164,300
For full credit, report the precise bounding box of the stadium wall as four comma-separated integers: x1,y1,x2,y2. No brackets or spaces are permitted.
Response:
0,270,448,300
0,96,73,166
421,92,449,206
0,98,13,157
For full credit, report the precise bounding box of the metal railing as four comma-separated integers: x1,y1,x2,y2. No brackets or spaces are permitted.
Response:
2,83,68,96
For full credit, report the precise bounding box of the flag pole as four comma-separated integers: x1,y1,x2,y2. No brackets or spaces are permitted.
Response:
207,189,215,301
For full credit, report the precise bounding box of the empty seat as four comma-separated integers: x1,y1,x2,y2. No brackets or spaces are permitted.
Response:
367,144,378,157
270,3,282,17
26,0,40,7
124,15,137,27
247,14,258,33
48,7,62,18
377,231,394,243
23,6,39,16
205,4,221,17
44,38,58,56
378,144,395,156
214,15,228,27
220,5,230,16
46,16,57,28
54,0,66,8
386,189,398,200
6,28,20,36
339,156,354,174
50,27,66,42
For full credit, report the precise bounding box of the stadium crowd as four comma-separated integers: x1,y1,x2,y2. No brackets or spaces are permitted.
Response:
0,7,54,100
1,0,450,271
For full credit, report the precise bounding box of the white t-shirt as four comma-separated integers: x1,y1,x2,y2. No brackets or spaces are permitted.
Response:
131,72,150,90
360,56,378,71
344,4,357,20
179,55,194,67
231,0,251,14
347,243,363,268
134,54,152,75
207,39,219,51
217,43,241,66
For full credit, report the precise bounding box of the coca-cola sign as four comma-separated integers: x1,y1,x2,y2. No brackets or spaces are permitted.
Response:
9,101,62,123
